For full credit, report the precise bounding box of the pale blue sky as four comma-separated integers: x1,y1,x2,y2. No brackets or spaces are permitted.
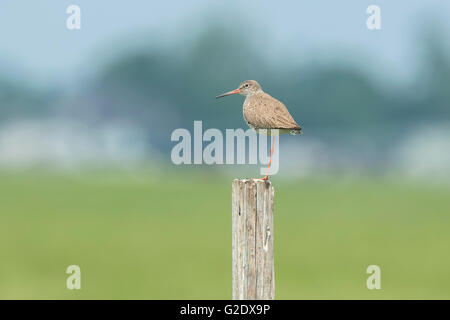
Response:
1,0,449,88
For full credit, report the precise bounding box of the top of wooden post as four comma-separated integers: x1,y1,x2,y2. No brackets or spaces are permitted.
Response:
233,178,272,187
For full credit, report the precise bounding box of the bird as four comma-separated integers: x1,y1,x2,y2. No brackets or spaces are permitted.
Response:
216,80,302,180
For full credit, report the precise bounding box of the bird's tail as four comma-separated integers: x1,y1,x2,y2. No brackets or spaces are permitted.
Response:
290,128,302,135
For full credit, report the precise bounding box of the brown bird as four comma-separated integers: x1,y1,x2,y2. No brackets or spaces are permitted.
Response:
216,80,302,180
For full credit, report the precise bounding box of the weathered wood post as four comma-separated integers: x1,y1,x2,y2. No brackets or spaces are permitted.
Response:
232,179,275,300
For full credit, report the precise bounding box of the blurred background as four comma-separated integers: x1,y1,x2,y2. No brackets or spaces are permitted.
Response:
1,0,449,299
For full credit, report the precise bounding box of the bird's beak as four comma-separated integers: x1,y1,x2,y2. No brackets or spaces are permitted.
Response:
216,88,241,99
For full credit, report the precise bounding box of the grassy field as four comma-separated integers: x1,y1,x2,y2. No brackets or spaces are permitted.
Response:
0,169,449,299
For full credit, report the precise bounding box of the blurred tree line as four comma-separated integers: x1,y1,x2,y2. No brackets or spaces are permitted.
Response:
1,25,449,152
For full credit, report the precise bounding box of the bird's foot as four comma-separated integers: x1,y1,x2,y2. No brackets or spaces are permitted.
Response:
251,176,269,181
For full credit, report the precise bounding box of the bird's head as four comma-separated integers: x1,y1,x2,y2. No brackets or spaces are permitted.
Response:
216,80,262,99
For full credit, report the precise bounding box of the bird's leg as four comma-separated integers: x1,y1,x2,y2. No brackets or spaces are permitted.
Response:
260,135,276,181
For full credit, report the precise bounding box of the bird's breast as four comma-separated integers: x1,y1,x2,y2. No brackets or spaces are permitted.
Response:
242,98,255,129
243,98,256,129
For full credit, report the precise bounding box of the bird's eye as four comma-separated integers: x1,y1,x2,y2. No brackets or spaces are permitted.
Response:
244,84,249,88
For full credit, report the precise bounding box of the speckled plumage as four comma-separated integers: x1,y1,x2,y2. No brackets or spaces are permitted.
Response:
216,80,302,135
243,90,302,135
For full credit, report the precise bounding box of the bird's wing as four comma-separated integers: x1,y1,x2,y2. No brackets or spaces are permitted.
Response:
246,93,301,130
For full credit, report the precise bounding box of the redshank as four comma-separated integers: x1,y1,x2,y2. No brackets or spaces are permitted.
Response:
216,80,302,180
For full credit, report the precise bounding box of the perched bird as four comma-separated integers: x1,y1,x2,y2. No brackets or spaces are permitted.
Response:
216,80,302,180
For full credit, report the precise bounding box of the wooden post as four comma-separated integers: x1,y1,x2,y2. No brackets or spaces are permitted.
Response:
232,179,275,300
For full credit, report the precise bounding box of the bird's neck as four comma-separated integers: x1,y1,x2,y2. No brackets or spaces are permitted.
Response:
245,90,263,98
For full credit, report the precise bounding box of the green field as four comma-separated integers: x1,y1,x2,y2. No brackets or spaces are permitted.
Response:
1,169,449,299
